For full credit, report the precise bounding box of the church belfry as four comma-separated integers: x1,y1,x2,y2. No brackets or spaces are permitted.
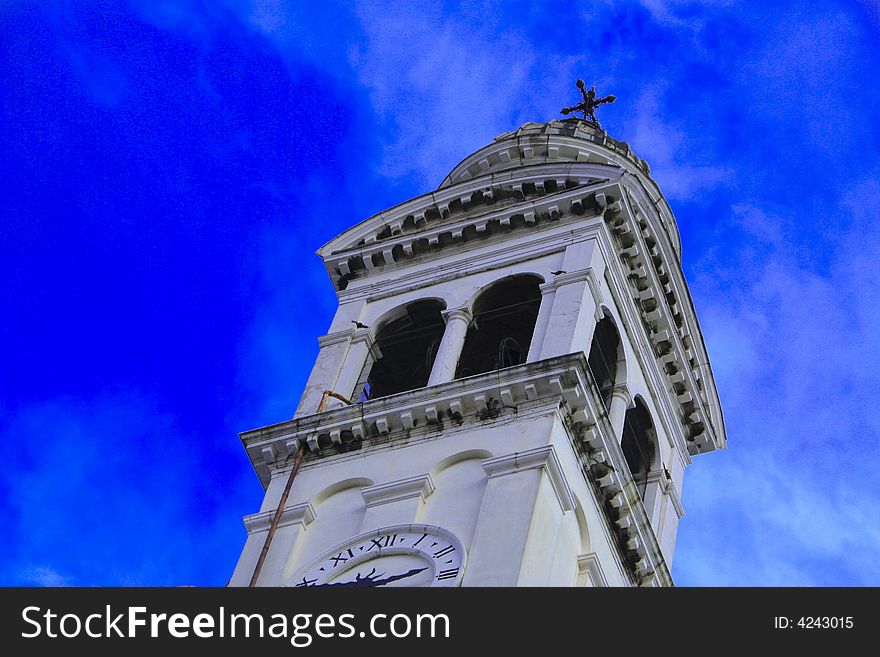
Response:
230,106,726,587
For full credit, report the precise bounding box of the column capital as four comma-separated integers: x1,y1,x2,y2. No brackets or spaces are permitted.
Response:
318,327,357,348
442,307,472,325
243,502,316,533
361,473,435,508
610,383,635,408
482,445,575,512
349,328,374,345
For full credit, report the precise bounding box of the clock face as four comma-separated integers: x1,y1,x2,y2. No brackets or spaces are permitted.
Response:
287,524,465,588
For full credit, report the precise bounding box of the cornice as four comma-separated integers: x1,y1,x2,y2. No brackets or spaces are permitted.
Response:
601,186,725,454
577,552,609,587
317,328,357,348
646,470,684,519
441,120,651,187
241,354,593,485
243,502,316,533
320,160,618,257
361,474,436,508
482,445,576,513
324,175,622,292
339,209,610,305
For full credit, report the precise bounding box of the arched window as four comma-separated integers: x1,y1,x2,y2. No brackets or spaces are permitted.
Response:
358,299,446,401
621,399,657,499
455,275,542,378
587,315,622,410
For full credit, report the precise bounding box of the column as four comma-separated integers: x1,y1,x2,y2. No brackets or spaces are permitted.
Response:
538,240,606,359
330,329,375,403
426,308,472,386
608,383,633,440
526,283,556,362
229,502,316,587
641,470,666,529
463,446,575,586
359,474,435,532
295,329,353,417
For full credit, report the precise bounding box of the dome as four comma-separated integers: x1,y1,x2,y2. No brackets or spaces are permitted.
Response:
438,118,653,189
438,118,680,256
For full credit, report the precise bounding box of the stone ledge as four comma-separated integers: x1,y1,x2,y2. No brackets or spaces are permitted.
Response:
361,474,435,508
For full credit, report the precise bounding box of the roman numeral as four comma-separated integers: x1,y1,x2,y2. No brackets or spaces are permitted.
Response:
329,548,354,566
412,533,428,547
368,534,399,550
433,545,455,559
436,568,459,581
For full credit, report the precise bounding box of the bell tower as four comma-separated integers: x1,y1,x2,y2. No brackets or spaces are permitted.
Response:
229,115,725,588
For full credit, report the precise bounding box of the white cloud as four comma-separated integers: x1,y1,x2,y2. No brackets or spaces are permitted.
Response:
18,566,75,587
0,393,251,585
349,0,541,187
634,0,736,26
627,84,733,199
677,453,880,586
675,173,880,584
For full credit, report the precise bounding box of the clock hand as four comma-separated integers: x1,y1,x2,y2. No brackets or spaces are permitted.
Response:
312,566,429,587
369,567,429,587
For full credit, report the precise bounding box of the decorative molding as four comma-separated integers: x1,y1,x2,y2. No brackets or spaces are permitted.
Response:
361,474,436,508
584,267,605,321
243,502,316,534
243,354,594,480
482,445,576,513
577,553,608,587
326,180,620,292
610,383,634,408
349,328,374,346
646,471,685,519
321,161,619,258
349,218,606,305
551,268,593,288
317,328,356,348
442,120,651,188
442,307,472,325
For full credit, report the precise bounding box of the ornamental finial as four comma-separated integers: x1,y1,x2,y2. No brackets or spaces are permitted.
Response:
561,79,616,127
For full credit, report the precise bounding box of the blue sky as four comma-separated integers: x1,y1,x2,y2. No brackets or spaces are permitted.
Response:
2,0,878,586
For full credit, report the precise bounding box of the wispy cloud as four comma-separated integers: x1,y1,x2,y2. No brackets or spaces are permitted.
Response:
17,566,76,587
677,453,880,586
675,171,880,584
349,0,539,187
3,0,878,588
0,393,252,585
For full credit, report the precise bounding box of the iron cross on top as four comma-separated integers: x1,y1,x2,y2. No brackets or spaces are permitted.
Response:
561,79,616,127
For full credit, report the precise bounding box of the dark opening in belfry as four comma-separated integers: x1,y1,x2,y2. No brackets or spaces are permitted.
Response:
358,299,446,401
455,275,542,378
621,399,657,499
587,315,622,409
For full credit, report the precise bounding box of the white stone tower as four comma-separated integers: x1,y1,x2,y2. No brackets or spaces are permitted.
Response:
230,118,726,588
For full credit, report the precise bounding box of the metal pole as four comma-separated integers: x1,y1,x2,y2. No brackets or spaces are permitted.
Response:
248,390,352,587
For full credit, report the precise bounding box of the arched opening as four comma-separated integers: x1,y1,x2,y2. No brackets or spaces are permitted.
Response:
621,399,657,499
587,315,622,409
455,275,542,378
357,299,446,401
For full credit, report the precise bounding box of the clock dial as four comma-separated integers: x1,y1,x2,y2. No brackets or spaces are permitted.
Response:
288,524,465,588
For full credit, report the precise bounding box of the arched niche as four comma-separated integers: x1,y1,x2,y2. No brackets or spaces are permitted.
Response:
285,478,374,579
417,449,494,550
455,274,543,378
621,397,658,499
587,312,625,409
357,299,447,401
